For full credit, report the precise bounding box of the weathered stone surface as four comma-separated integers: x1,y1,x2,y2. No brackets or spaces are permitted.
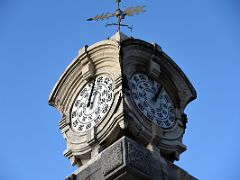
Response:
66,136,197,180
127,140,151,175
102,141,123,176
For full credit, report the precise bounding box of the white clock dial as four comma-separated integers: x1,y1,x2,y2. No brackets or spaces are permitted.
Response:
129,73,175,129
71,75,114,132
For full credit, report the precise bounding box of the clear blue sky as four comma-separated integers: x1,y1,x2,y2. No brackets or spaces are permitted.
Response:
0,0,239,179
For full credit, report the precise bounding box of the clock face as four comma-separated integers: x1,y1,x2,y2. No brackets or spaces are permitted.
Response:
129,73,175,129
71,75,114,132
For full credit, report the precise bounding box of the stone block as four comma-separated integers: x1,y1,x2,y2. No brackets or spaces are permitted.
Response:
66,136,197,180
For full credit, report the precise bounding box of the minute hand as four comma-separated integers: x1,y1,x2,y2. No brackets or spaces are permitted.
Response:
87,79,95,107
153,86,162,102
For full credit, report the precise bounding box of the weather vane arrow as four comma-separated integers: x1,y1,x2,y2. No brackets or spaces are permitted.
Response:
87,0,146,32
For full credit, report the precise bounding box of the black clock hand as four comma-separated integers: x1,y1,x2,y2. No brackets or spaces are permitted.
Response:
153,86,162,102
87,79,95,107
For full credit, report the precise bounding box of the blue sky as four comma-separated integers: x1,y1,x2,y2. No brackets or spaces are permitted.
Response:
0,0,239,179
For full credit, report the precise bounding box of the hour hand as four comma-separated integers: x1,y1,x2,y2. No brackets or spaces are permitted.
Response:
87,81,95,107
90,91,100,109
153,86,162,102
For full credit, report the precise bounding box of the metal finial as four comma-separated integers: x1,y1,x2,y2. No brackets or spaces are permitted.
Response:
87,0,146,32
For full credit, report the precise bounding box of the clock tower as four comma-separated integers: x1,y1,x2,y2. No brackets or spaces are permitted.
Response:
48,32,197,179
49,1,196,179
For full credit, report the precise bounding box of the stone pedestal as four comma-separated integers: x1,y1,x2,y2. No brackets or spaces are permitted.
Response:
66,136,196,180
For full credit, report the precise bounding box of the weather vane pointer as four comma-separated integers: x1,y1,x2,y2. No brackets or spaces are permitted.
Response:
87,0,146,32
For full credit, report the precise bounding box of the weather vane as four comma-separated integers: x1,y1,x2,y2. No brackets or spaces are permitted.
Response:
87,0,146,32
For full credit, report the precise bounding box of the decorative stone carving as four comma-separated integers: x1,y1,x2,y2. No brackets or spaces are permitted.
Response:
102,142,123,176
66,136,197,180
127,140,151,175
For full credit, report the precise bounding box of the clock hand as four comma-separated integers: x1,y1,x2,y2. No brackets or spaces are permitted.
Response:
153,86,162,102
87,79,95,107
90,91,99,109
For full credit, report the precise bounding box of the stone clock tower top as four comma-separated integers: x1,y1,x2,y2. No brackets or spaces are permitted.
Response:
48,31,197,179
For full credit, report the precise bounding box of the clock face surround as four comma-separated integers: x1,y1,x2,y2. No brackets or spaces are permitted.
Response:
71,75,114,132
129,73,175,129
